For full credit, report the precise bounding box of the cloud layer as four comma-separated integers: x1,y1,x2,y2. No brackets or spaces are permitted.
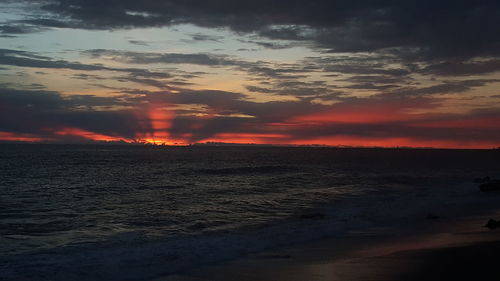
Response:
0,1,500,147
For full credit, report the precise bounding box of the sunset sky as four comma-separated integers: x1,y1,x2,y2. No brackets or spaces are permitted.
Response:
1,0,500,148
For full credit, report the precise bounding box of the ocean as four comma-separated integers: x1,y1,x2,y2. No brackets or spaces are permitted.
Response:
1,144,499,280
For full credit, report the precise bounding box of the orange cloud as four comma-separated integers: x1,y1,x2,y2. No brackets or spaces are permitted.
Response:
289,102,422,125
53,127,126,142
133,99,189,145
199,133,289,144
287,135,499,149
0,131,47,142
410,117,500,129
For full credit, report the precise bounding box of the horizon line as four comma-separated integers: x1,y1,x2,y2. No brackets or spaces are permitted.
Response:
1,140,499,150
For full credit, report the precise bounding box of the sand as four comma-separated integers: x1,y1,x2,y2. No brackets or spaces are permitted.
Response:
156,209,500,281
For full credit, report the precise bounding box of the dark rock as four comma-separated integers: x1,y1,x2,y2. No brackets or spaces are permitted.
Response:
426,213,440,220
300,213,325,220
479,179,500,192
474,177,490,183
485,219,500,229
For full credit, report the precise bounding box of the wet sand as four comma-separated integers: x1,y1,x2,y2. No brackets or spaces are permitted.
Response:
157,210,500,281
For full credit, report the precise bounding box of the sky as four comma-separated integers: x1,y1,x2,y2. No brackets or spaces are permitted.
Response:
0,0,499,148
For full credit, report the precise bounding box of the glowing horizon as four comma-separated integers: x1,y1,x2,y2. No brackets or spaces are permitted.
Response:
1,1,500,149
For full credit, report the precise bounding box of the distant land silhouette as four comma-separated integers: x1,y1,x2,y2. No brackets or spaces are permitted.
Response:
1,139,498,150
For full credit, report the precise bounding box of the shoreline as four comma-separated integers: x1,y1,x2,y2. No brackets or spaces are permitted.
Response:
157,199,500,281
3,181,499,281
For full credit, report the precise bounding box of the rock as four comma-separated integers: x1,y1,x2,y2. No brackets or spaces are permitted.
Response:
300,213,325,220
485,219,500,229
426,213,440,220
474,177,490,183
479,179,500,192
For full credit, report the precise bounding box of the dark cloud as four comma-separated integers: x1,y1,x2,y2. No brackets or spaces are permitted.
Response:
19,0,497,62
0,87,139,138
20,18,71,29
82,49,320,82
119,87,316,141
128,40,149,46
420,59,500,76
161,89,500,144
186,33,224,43
84,49,238,66
2,1,500,146
23,83,46,90
237,39,295,50
177,71,209,79
0,87,128,110
245,80,337,97
0,48,118,71
342,75,408,85
129,71,172,79
236,48,259,52
342,83,400,91
260,97,500,144
168,80,195,86
288,120,500,144
340,75,407,90
0,24,46,35
390,79,500,97
0,87,61,109
121,76,177,90
1,84,499,145
0,48,173,78
72,73,107,81
323,63,410,77
301,55,412,79
245,65,310,80
244,85,275,94
134,88,328,123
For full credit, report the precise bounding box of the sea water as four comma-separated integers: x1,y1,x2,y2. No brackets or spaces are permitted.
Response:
1,144,499,280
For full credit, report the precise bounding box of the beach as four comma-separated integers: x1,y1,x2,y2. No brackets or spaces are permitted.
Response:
159,196,500,281
2,0,500,279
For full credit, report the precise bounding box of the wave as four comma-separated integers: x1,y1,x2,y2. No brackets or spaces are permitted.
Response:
196,165,298,175
1,180,494,281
